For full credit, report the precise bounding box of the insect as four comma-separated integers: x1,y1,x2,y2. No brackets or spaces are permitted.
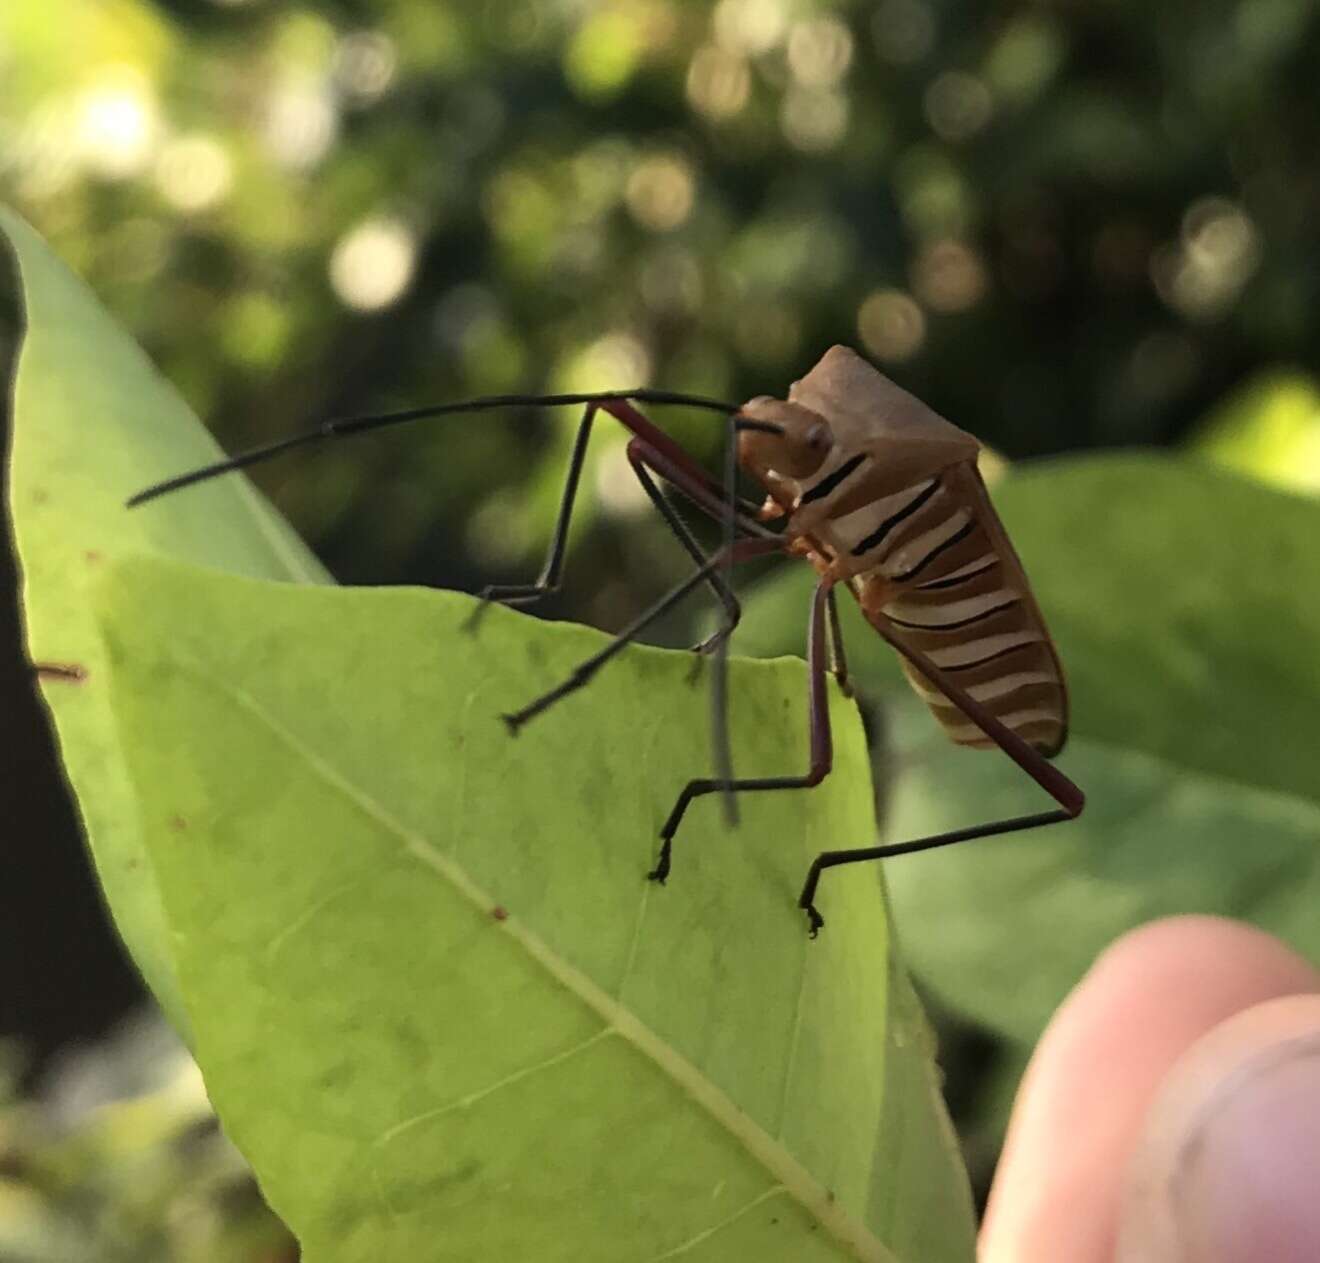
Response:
130,344,1084,934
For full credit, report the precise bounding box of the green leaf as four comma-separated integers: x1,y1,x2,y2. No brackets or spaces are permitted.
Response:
4,208,976,1258
97,556,976,1262
1189,367,1320,498
1,206,329,1030
735,455,1320,1042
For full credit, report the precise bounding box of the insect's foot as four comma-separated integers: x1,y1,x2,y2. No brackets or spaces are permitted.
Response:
804,904,824,938
501,711,525,736
647,840,673,884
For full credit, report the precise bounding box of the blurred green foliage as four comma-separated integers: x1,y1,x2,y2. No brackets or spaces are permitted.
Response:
4,0,1320,609
0,1019,292,1262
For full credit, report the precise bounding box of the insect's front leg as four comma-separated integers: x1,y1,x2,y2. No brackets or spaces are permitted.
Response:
463,404,596,631
624,438,743,662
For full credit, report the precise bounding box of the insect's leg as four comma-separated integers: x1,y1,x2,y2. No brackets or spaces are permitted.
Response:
826,587,852,697
649,575,836,883
502,535,784,733
625,439,741,658
464,404,596,630
797,809,1074,938
796,621,1085,937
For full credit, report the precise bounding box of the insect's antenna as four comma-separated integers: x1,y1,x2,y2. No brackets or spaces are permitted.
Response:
126,388,739,508
711,415,741,827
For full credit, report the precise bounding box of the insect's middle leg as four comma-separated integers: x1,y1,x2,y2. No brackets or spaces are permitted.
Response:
649,576,836,883
464,404,596,630
826,586,852,697
502,535,784,732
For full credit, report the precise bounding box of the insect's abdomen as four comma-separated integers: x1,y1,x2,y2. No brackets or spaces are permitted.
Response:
826,461,1068,757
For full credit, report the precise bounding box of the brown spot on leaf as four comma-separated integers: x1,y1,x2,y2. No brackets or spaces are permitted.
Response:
169,815,188,832
84,549,103,564
34,661,88,684
491,905,509,922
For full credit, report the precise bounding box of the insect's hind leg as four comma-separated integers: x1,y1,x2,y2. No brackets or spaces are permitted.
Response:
796,618,1084,936
649,576,836,883
797,808,1074,938
464,404,596,630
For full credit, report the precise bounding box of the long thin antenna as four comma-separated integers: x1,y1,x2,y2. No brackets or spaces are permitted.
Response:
127,388,738,508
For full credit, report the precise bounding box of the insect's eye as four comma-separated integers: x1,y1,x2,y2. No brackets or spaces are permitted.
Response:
805,422,831,450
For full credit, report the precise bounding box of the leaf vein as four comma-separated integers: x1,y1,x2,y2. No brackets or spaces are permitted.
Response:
641,1185,788,1262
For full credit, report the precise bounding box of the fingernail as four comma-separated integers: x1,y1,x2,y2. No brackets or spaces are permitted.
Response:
1170,1036,1320,1263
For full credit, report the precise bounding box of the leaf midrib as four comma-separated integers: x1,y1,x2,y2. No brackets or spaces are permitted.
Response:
161,644,902,1263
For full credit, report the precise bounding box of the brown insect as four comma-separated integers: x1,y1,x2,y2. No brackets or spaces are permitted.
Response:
131,345,1084,934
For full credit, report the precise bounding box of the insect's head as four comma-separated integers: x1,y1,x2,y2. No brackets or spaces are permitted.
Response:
734,398,833,479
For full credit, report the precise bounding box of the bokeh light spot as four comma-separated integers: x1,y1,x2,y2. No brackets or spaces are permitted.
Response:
686,45,752,119
639,245,703,314
565,9,646,100
857,289,927,362
713,0,787,55
75,66,160,180
625,154,696,232
561,333,652,393
984,16,1065,106
787,17,854,88
912,238,988,312
263,77,338,170
221,291,292,370
595,443,653,517
329,218,418,312
334,30,398,104
1151,196,1260,321
155,135,233,213
924,71,993,142
781,89,849,151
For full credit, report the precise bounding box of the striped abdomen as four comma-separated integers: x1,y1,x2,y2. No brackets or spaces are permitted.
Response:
808,460,1068,756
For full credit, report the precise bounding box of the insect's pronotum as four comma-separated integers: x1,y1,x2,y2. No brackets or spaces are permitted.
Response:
130,345,1084,934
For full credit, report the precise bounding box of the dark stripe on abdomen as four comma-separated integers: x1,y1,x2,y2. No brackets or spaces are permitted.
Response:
886,597,1020,633
942,639,1037,672
890,518,976,582
916,558,998,591
850,477,941,556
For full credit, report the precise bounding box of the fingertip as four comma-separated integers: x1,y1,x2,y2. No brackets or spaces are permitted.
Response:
981,918,1320,1263
1117,994,1320,1263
